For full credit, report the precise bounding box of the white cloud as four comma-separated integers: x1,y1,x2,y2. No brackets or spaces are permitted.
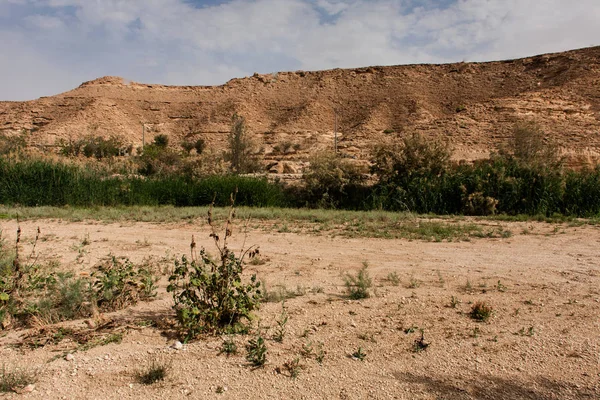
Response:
24,14,64,29
1,0,600,100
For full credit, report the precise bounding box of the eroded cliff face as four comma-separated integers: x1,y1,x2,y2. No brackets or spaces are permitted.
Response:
1,46,599,171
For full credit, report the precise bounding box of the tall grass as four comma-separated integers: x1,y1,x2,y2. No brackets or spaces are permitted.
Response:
2,155,600,217
0,157,287,208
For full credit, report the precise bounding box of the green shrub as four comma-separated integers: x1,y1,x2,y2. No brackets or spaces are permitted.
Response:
33,272,90,323
0,132,27,155
303,151,366,209
60,136,128,159
194,138,206,155
167,200,262,338
225,114,261,174
371,133,451,184
153,134,169,148
92,256,157,312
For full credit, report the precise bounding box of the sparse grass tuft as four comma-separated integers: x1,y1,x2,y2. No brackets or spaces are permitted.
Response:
344,262,372,300
282,358,302,379
470,301,493,322
407,276,421,289
0,365,37,393
449,295,460,308
386,272,400,286
136,360,169,385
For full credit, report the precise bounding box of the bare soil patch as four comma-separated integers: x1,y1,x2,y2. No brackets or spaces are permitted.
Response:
1,217,599,399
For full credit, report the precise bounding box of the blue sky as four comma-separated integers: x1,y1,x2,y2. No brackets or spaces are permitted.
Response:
1,0,599,100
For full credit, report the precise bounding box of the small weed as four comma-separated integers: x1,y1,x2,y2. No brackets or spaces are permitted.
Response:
344,262,372,300
501,229,513,238
300,341,314,358
78,332,123,352
0,365,37,393
449,295,461,308
412,329,429,353
404,325,418,334
310,286,324,294
315,344,325,364
437,270,445,287
93,256,157,312
470,301,493,322
249,256,267,266
283,358,302,379
352,347,366,361
464,279,473,293
471,327,481,338
219,336,238,356
407,276,421,289
496,280,507,292
272,303,288,343
246,334,267,367
262,283,305,303
516,326,535,336
167,196,262,338
136,360,169,385
357,332,376,343
299,328,311,338
386,272,400,286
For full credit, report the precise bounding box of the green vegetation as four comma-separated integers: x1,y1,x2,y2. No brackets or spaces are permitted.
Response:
0,156,286,208
246,334,267,367
0,365,37,393
3,121,600,218
167,200,262,338
351,346,366,361
225,114,261,174
136,360,170,385
219,336,238,356
92,256,157,311
470,301,493,322
272,303,288,343
0,227,158,330
344,263,372,300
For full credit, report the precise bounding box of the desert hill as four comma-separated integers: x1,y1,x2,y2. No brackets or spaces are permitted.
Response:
1,46,600,171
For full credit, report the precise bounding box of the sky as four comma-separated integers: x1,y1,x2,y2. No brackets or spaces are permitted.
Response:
1,0,599,101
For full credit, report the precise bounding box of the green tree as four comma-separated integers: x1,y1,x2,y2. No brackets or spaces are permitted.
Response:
225,114,261,174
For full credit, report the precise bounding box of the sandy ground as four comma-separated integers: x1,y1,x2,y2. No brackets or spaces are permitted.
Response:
1,218,599,399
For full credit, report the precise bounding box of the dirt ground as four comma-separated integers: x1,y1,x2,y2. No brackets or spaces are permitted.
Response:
1,217,599,399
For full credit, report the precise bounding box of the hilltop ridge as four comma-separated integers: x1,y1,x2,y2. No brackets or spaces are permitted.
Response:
1,46,600,170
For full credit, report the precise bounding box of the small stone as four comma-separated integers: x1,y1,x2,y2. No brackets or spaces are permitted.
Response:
172,341,184,350
23,384,35,393
65,353,75,362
